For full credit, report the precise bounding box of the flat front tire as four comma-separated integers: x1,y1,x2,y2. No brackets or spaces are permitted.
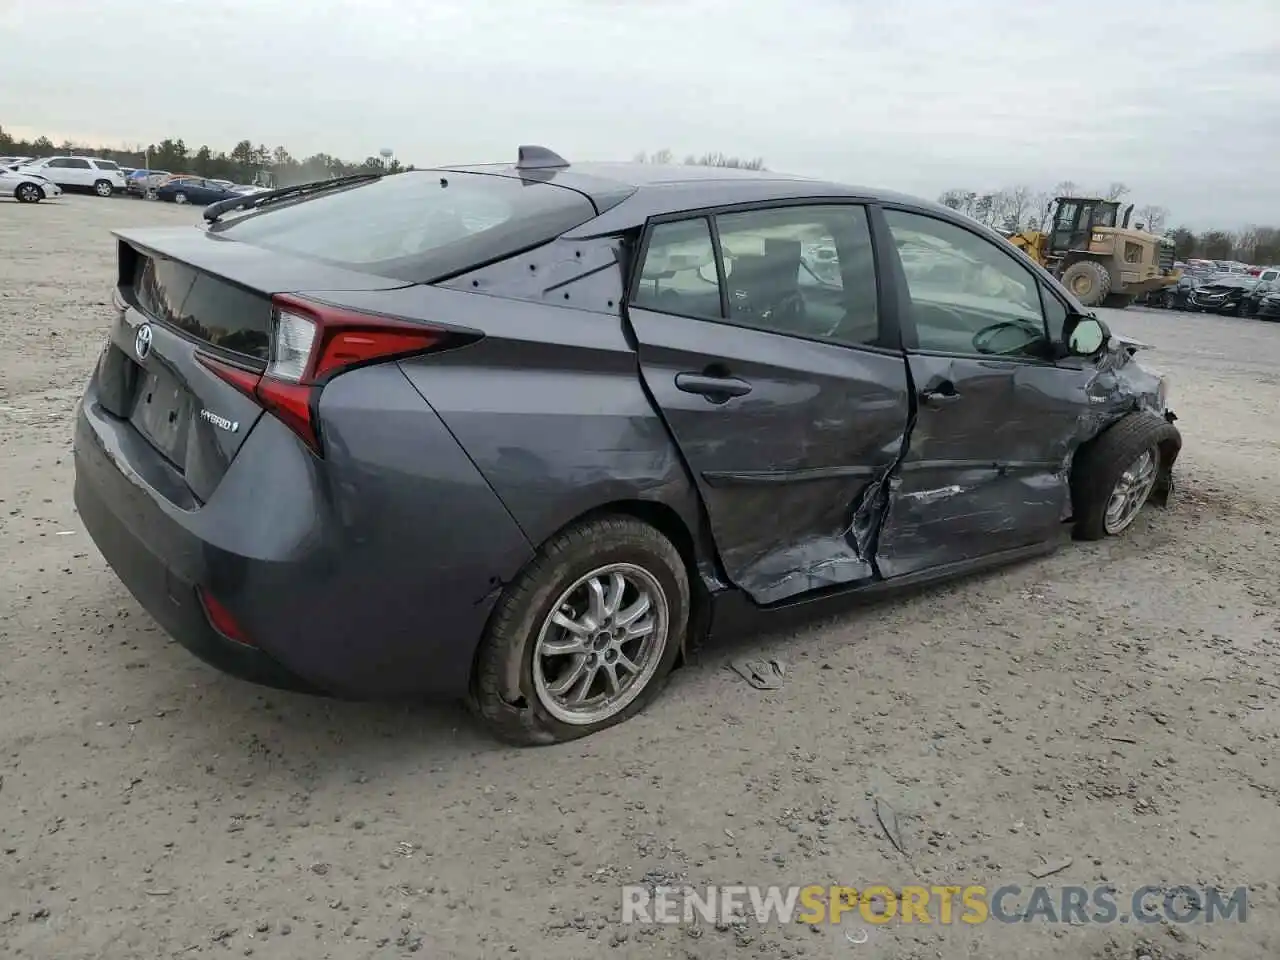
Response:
1071,412,1179,539
470,516,689,746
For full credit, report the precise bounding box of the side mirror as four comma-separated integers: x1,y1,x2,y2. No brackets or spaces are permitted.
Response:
1067,316,1109,356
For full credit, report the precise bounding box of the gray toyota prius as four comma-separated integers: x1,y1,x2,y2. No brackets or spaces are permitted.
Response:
73,147,1181,745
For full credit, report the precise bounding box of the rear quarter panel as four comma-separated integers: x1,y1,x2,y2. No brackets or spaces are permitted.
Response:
323,273,720,587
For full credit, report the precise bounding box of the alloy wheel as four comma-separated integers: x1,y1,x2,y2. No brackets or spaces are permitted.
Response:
531,563,669,725
1104,447,1159,534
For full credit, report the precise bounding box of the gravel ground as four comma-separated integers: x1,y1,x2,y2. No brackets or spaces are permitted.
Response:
2,195,1279,960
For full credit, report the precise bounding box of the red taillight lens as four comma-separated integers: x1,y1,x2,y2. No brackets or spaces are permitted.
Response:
196,295,459,455
198,588,254,646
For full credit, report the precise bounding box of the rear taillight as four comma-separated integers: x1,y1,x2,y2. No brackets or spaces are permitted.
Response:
196,294,463,455
198,587,253,646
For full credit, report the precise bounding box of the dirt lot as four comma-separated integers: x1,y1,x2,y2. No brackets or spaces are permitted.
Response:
2,195,1279,960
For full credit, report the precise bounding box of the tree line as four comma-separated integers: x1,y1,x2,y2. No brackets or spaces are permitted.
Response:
1,127,766,187
0,125,407,187
936,180,1279,265
633,149,767,170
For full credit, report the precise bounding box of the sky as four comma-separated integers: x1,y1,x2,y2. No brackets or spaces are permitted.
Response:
3,0,1278,229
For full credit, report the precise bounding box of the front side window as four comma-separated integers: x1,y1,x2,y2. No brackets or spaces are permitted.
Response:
1040,285,1069,343
1055,202,1079,226
94,160,120,171
885,209,1048,358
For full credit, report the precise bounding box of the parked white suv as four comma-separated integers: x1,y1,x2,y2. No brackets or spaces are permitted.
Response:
14,156,126,197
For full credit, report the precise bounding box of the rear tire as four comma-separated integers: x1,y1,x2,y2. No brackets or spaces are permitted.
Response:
93,179,113,198
173,192,188,204
470,516,689,746
1071,413,1179,540
1062,260,1112,307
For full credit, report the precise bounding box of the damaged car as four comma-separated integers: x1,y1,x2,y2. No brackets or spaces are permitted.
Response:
72,147,1182,745
1187,274,1260,315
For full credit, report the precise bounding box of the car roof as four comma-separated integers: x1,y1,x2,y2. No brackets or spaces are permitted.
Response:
434,157,954,235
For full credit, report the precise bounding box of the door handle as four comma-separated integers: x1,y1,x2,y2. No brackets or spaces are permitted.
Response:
919,381,961,405
674,372,753,401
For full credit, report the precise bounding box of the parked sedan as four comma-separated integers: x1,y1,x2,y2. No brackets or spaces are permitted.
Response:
154,177,240,205
1157,274,1201,310
1255,290,1280,320
73,148,1182,744
125,169,170,197
0,167,62,203
1187,275,1260,314
1244,280,1280,317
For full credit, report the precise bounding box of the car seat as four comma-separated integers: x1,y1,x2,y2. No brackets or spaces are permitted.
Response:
728,239,806,328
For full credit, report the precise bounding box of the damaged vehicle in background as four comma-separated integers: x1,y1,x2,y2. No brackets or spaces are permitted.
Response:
0,166,62,203
72,148,1182,746
1254,287,1280,321
1187,274,1261,315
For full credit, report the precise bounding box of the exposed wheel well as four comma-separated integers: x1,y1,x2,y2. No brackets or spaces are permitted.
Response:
1069,410,1182,516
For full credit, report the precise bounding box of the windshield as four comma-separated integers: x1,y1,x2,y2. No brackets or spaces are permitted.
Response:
218,170,599,282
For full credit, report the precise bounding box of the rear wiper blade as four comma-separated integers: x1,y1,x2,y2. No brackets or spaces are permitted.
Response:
203,173,383,223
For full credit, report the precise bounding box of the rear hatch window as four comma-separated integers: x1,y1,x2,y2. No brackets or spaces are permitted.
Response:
130,254,272,360
214,170,597,282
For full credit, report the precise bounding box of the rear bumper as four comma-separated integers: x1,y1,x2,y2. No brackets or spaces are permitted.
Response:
74,447,321,693
73,365,535,700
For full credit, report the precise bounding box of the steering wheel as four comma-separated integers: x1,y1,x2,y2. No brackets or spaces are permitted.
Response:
971,319,1045,356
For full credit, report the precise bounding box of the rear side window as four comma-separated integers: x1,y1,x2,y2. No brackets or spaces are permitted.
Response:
715,205,880,346
218,171,598,282
633,219,723,320
634,204,883,348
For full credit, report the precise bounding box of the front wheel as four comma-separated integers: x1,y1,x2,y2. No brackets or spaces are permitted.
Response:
1061,260,1112,307
93,179,113,198
173,192,188,204
470,516,689,745
15,183,42,203
1071,413,1179,539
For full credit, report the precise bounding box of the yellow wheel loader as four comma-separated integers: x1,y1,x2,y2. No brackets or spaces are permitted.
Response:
1007,198,1179,308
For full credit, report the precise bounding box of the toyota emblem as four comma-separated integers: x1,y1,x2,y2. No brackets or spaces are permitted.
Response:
134,323,153,360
